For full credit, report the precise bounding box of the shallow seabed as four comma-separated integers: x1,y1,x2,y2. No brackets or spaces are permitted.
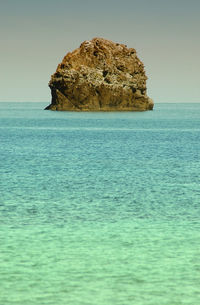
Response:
0,102,200,305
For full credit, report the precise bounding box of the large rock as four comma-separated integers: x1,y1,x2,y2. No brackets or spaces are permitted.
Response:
45,38,154,111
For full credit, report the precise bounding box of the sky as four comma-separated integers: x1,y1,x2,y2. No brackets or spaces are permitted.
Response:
0,0,200,103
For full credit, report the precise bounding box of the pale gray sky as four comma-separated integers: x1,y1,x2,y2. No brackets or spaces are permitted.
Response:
1,0,200,102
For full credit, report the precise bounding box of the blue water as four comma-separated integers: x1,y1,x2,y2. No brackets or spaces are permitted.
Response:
0,102,200,305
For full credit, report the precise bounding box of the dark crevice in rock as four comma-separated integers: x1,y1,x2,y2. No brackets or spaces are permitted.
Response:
103,70,108,77
130,86,136,93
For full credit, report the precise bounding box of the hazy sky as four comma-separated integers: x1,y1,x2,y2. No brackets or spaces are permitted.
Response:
1,0,200,102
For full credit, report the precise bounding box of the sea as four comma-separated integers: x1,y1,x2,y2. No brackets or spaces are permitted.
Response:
0,102,200,305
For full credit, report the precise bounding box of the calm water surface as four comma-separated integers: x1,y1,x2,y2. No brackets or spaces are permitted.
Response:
0,102,200,305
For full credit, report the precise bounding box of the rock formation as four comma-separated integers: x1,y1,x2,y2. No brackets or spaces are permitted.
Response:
45,38,154,111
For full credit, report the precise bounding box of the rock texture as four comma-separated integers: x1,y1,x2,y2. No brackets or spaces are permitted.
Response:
45,38,154,111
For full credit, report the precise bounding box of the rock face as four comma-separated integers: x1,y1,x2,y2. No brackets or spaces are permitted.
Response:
45,38,154,111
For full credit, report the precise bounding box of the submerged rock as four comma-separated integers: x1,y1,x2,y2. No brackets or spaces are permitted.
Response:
45,38,154,111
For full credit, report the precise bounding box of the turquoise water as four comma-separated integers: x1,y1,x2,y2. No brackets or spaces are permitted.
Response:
0,102,200,305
